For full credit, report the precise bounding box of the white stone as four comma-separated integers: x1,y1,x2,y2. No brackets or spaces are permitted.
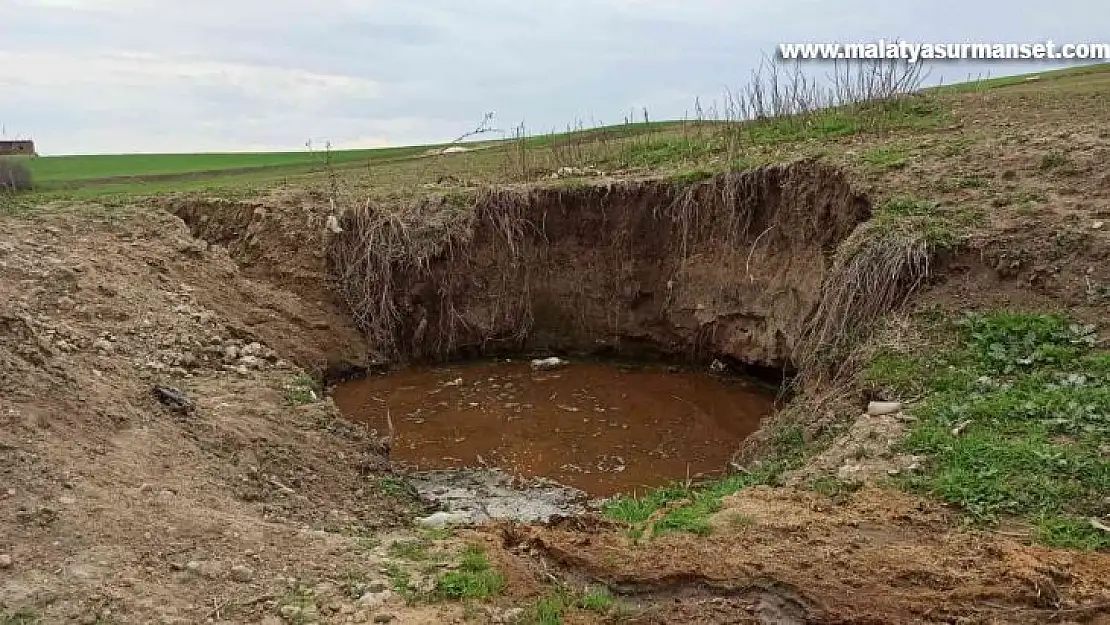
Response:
531,357,568,371
866,401,903,416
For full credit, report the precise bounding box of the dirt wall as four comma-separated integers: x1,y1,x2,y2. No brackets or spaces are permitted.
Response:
333,161,871,369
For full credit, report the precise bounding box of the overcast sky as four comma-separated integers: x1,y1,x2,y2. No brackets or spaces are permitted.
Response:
0,0,1105,155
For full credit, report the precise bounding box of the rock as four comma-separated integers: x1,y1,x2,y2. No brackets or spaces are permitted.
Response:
325,215,343,234
239,355,264,368
230,564,254,582
866,401,903,416
92,338,113,352
223,345,240,361
0,554,12,569
153,385,195,414
242,342,264,357
530,357,568,371
358,590,393,608
185,560,202,574
415,510,477,528
59,495,77,505
373,615,395,624
1093,221,1105,230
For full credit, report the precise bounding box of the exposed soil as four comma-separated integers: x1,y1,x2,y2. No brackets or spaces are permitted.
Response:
507,487,1110,624
333,361,774,496
332,161,871,369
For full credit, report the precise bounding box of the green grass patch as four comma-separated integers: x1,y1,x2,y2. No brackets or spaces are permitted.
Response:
434,545,506,600
388,538,432,561
284,373,321,405
522,585,618,625
862,146,911,170
1039,151,1072,170
602,426,805,539
868,311,1110,550
618,137,720,168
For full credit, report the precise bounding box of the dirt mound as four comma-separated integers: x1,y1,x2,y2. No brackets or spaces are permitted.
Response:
0,209,420,624
162,190,367,372
332,160,871,369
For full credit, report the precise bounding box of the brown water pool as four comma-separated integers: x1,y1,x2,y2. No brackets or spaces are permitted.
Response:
331,361,776,497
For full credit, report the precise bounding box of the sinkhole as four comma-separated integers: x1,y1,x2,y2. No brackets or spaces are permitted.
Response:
332,359,779,497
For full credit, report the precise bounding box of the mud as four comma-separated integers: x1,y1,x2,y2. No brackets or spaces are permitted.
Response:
332,361,775,496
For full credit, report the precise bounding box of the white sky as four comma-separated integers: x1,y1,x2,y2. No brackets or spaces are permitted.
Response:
0,0,1105,154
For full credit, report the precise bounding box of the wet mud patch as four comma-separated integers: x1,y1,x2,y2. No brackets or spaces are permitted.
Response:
332,360,776,498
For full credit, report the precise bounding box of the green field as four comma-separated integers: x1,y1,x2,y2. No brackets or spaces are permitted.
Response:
8,62,1108,203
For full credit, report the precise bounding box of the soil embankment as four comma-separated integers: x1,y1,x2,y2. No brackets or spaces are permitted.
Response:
332,161,871,370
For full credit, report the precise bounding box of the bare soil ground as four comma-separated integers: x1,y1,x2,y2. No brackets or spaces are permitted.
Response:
3,67,1110,625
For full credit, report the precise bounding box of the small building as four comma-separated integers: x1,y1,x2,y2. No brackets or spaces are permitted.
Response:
0,140,36,156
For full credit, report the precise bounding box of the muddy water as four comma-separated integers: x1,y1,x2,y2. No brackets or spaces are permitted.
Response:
332,361,775,497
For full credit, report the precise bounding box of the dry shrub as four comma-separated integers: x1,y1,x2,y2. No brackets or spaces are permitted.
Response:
0,158,33,192
797,220,939,380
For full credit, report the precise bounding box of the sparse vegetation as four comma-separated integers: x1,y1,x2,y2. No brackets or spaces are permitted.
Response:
861,146,911,171
0,608,39,625
1039,150,1072,170
868,312,1110,550
284,373,321,405
434,545,506,600
523,585,619,625
602,425,807,539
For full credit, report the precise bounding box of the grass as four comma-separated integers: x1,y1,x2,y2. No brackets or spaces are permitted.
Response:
388,538,432,561
862,146,911,171
601,426,806,539
434,545,505,600
26,145,443,186
284,373,321,405
523,585,618,625
867,311,1110,550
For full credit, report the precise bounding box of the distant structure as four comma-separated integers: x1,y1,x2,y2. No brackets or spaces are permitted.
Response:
0,140,36,156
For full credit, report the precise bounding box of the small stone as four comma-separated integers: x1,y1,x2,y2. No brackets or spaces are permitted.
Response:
0,554,12,569
278,605,302,620
92,338,113,352
185,560,202,574
1093,221,1105,230
230,564,254,582
415,510,478,528
373,615,395,624
358,590,392,609
867,401,903,416
239,355,263,368
223,345,240,361
530,357,568,371
59,495,77,505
